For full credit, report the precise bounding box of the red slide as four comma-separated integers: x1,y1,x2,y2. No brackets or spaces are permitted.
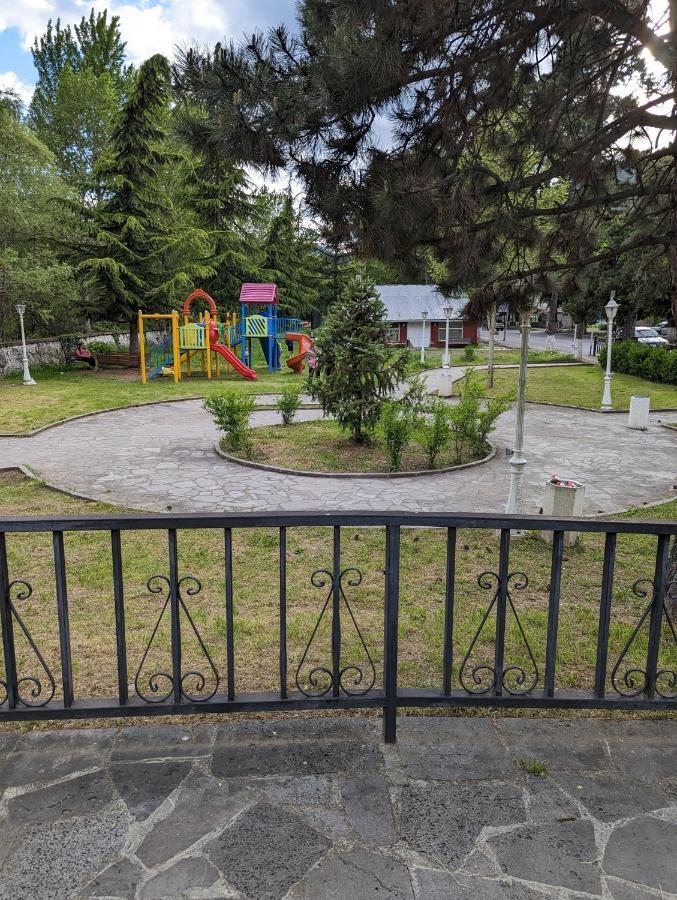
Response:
286,333,314,374
207,320,257,380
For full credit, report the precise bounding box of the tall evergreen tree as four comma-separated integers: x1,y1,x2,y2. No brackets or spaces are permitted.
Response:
309,279,407,443
76,54,210,351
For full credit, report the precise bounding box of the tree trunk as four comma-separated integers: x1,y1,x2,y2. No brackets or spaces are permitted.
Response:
129,318,139,355
668,2,677,330
486,302,496,388
545,292,558,351
667,536,677,623
623,305,638,341
573,321,584,360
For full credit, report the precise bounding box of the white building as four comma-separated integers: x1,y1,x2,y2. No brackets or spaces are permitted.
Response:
375,285,477,348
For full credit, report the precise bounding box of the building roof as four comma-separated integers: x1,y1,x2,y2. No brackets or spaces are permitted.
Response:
374,285,470,321
239,283,279,305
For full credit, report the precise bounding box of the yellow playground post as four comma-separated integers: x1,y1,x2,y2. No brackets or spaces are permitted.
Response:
138,311,180,383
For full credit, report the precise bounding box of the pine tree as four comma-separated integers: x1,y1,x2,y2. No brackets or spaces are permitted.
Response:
309,279,406,443
76,54,210,351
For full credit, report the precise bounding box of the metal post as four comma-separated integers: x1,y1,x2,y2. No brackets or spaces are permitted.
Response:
506,310,530,515
16,304,36,386
420,311,428,366
443,316,451,368
601,292,618,410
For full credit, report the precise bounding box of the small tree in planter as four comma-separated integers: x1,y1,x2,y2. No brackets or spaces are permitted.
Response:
309,278,407,443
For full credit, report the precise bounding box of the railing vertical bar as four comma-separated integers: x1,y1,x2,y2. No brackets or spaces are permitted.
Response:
111,530,128,705
279,526,288,700
493,528,510,696
544,530,564,698
52,530,74,707
331,525,341,699
383,525,400,743
167,528,181,704
594,532,617,698
0,533,18,708
645,534,670,699
224,528,235,701
442,527,456,695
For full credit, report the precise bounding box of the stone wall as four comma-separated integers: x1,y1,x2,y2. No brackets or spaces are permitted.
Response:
0,332,130,376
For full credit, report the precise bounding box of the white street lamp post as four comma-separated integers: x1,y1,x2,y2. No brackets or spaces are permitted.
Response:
601,292,619,410
506,308,531,516
15,303,36,386
420,310,428,366
442,303,453,368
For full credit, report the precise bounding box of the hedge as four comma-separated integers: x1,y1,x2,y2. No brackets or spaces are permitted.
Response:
598,340,677,385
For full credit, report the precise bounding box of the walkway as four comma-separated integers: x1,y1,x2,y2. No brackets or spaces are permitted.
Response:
0,396,675,514
0,715,674,898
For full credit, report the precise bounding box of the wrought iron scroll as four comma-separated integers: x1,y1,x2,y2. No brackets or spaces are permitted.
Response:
295,567,376,697
135,575,220,703
0,581,56,708
611,577,677,699
459,571,539,695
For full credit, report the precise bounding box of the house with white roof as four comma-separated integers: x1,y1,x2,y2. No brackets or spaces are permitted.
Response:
374,285,478,348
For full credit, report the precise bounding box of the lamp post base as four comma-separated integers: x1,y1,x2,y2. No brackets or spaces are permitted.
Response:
506,449,527,515
601,373,612,410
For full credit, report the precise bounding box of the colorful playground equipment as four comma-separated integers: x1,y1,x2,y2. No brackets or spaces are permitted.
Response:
138,285,315,383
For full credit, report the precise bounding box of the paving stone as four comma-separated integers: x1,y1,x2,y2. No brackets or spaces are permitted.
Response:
140,857,220,898
214,716,376,744
488,819,601,894
0,746,105,789
493,718,610,773
555,772,670,822
255,774,332,806
398,733,516,781
339,775,395,846
0,732,19,754
610,739,677,784
399,781,526,870
413,870,544,900
82,857,144,898
7,770,113,825
606,876,671,899
112,724,213,762
212,737,380,778
603,815,677,891
206,800,331,900
298,805,358,841
289,847,413,899
136,773,252,868
524,773,580,823
0,802,130,900
111,759,192,819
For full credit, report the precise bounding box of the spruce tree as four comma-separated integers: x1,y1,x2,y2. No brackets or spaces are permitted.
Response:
76,54,210,351
309,279,406,443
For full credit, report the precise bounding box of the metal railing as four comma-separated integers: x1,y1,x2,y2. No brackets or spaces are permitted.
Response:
0,512,674,742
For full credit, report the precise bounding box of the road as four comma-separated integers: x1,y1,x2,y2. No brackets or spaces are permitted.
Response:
478,326,592,356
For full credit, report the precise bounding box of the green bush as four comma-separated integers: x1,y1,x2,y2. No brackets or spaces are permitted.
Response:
462,343,477,362
276,384,302,426
417,398,453,468
599,340,677,384
204,392,256,456
452,370,512,458
86,339,115,355
379,401,413,471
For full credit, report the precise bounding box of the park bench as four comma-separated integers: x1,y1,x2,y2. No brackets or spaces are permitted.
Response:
97,350,140,368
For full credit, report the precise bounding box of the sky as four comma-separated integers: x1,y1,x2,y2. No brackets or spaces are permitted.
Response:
0,0,298,106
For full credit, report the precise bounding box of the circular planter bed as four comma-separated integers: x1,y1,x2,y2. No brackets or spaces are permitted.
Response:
214,419,495,478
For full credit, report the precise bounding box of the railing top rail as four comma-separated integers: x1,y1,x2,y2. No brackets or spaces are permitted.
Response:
0,510,674,535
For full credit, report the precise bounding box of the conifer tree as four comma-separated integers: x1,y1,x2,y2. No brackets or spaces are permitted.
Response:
76,54,210,351
309,279,406,443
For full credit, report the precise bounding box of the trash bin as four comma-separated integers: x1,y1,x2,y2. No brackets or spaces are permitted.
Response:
628,395,650,430
438,370,453,397
540,477,585,547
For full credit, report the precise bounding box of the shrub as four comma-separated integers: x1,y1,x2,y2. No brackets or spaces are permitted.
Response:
599,340,677,384
399,373,429,426
451,370,512,458
462,343,477,362
86,339,115,355
379,401,413,471
204,392,256,456
417,398,452,468
277,384,302,426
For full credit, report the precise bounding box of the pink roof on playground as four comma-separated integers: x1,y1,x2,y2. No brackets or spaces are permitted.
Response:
239,283,278,304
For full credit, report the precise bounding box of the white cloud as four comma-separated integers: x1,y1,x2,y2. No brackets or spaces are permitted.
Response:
0,70,34,106
0,0,247,65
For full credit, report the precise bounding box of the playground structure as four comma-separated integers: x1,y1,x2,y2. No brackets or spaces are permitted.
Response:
138,286,315,383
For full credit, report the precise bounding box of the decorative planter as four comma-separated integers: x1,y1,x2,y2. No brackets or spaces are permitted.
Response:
628,395,650,431
540,478,585,547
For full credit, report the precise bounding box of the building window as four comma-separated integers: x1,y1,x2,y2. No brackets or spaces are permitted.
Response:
385,326,402,344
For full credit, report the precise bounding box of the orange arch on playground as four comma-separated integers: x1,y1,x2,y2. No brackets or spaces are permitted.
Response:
182,289,218,317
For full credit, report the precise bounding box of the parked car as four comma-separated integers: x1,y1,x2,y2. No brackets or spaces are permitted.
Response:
617,326,669,346
653,321,670,336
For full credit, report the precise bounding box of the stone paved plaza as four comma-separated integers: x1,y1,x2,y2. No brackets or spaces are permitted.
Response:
0,715,675,899
0,395,675,513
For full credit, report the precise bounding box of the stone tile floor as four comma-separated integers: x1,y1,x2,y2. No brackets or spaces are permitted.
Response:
0,715,675,899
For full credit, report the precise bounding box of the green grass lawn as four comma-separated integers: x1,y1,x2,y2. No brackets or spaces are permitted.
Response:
411,346,574,369
481,365,677,410
0,470,674,712
225,418,482,473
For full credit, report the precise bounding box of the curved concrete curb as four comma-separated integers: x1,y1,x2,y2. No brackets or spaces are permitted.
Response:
214,440,496,479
